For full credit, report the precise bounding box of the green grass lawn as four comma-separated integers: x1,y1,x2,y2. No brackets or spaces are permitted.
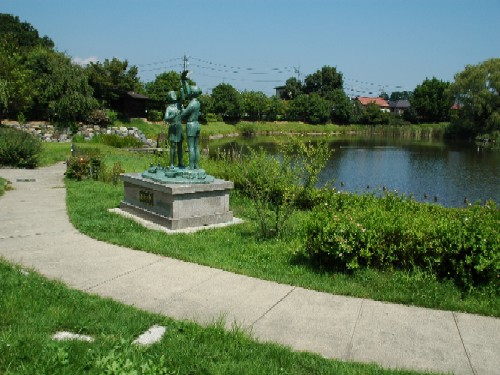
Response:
65,172,499,317
14,140,500,318
0,259,427,374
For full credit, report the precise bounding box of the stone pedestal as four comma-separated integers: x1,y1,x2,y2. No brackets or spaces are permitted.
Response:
120,173,234,230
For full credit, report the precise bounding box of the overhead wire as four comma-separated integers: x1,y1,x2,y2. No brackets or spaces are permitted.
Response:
136,55,410,95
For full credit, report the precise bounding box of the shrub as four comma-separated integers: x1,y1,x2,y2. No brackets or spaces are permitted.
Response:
66,154,102,181
205,113,222,123
0,127,43,168
304,192,499,289
86,109,117,126
212,138,330,238
147,109,163,122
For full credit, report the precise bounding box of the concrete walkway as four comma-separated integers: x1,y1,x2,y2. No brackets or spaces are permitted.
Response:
0,163,498,375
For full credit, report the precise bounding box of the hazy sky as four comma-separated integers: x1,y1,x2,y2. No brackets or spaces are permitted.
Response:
3,0,500,95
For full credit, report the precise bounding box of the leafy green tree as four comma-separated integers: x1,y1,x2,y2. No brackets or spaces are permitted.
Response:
0,79,9,124
198,93,215,123
25,48,97,125
350,99,365,124
389,91,412,101
303,66,343,97
144,71,195,111
287,94,331,124
325,89,352,124
211,83,241,123
0,14,54,49
266,96,286,121
281,77,303,100
411,77,452,122
144,71,181,104
241,91,269,121
0,38,35,118
87,58,142,106
362,103,390,125
449,58,500,137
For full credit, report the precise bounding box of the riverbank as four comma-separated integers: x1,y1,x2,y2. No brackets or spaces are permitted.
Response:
202,121,450,140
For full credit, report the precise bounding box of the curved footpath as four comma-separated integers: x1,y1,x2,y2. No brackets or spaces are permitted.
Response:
0,163,498,375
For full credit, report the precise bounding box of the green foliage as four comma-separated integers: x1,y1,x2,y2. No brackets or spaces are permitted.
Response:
0,126,42,168
448,58,500,138
327,89,353,124
66,154,102,181
17,112,26,125
389,91,413,101
144,71,181,104
241,90,269,121
66,146,125,184
362,103,391,125
303,66,343,96
411,77,452,123
87,57,142,106
287,94,331,124
211,83,242,122
266,95,286,121
146,109,163,122
213,138,330,237
304,192,499,290
0,13,54,48
0,39,35,117
0,176,12,196
86,109,117,126
280,77,303,100
26,47,98,124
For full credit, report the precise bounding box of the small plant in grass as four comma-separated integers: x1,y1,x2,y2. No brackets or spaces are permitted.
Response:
0,177,12,196
0,127,43,168
17,112,26,125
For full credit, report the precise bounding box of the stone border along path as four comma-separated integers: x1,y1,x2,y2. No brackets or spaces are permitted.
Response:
1,162,499,375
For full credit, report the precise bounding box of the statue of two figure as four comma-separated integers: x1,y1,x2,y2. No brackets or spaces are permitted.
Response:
164,71,202,170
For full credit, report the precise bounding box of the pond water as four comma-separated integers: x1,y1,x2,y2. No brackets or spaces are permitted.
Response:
208,135,500,208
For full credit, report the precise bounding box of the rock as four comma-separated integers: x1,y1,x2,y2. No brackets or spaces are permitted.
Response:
52,331,94,342
132,325,167,346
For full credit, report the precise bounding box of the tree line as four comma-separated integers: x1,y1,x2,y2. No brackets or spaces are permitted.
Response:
1,14,498,139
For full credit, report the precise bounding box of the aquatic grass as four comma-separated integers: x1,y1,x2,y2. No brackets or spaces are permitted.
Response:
0,259,426,374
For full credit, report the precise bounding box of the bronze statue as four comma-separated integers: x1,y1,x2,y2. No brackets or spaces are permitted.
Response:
164,91,184,168
141,71,214,184
180,71,202,170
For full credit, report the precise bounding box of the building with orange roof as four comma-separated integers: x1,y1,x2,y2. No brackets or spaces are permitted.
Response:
355,97,390,112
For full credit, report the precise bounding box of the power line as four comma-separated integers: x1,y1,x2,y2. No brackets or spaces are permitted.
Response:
136,55,411,94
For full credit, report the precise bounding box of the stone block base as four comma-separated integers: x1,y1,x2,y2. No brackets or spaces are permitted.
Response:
120,173,234,230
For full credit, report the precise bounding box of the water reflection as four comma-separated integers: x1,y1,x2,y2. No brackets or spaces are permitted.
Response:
209,136,499,207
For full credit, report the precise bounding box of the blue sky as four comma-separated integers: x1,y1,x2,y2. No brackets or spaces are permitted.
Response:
2,0,500,95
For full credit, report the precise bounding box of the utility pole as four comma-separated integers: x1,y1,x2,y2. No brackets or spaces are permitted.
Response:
183,54,189,72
